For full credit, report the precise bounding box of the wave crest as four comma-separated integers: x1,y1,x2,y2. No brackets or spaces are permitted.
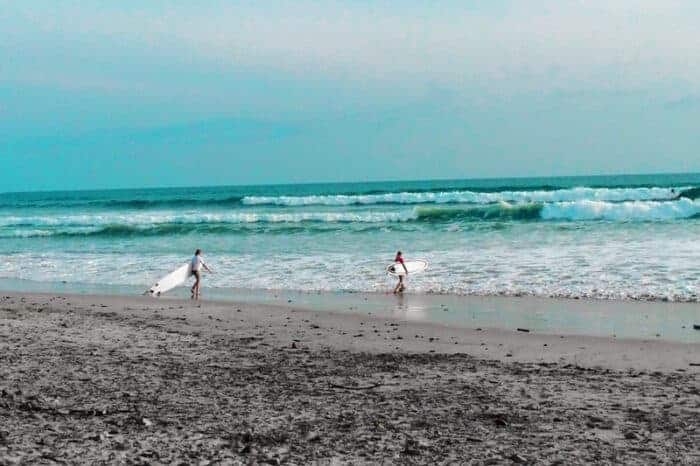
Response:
417,199,700,222
2,199,699,239
242,186,690,207
679,187,700,200
415,202,543,221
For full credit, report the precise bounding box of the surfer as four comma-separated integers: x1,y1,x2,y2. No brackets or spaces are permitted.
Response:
190,249,213,300
393,251,409,294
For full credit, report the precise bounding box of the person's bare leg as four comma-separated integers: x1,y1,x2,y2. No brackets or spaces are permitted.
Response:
193,272,201,300
394,276,404,294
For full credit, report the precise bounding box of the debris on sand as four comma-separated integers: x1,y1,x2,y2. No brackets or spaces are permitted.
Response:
0,296,697,464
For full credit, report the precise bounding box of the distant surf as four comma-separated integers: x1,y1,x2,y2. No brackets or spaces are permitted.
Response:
2,198,699,239
241,186,687,206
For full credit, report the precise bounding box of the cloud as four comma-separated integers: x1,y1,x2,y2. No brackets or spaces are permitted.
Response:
3,1,700,191
2,0,700,114
5,1,699,93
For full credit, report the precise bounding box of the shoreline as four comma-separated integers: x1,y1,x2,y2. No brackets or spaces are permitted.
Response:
3,291,699,372
1,291,698,463
2,280,699,344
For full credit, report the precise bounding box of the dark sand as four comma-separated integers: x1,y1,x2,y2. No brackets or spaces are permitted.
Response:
1,293,698,464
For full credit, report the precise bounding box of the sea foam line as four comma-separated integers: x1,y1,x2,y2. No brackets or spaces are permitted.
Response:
0,211,415,228
242,186,690,206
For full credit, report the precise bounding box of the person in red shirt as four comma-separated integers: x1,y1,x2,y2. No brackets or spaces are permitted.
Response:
393,251,409,294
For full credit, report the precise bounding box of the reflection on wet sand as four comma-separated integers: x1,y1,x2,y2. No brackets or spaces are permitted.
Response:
391,293,428,321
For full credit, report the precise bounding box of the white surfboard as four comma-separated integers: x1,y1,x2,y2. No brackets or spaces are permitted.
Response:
386,259,429,277
147,262,192,296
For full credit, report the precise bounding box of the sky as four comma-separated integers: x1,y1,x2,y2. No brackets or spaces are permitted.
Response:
2,0,700,192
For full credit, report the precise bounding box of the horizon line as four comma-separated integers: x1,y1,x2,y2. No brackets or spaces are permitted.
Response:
2,170,699,196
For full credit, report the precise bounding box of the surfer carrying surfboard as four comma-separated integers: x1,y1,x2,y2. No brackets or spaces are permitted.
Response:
393,251,409,294
190,249,213,299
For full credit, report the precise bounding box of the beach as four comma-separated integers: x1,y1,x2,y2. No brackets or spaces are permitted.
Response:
6,0,700,463
2,292,698,464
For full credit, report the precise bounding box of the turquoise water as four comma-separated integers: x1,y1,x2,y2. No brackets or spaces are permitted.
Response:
1,173,700,301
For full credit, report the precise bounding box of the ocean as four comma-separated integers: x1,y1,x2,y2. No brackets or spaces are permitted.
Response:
1,173,700,302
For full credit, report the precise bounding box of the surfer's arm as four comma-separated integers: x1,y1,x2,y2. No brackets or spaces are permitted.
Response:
203,262,213,273
401,263,408,274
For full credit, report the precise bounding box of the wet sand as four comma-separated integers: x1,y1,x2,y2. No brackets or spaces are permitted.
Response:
1,292,698,464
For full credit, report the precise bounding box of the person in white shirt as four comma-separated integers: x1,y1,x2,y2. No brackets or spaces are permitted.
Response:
190,249,213,299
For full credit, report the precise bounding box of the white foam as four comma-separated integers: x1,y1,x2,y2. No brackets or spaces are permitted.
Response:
542,198,700,221
242,186,687,206
0,210,416,228
3,230,700,302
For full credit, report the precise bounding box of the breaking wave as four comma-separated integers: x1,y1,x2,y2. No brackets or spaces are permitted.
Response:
4,185,696,211
678,186,700,200
242,186,690,206
417,198,700,222
2,198,699,239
